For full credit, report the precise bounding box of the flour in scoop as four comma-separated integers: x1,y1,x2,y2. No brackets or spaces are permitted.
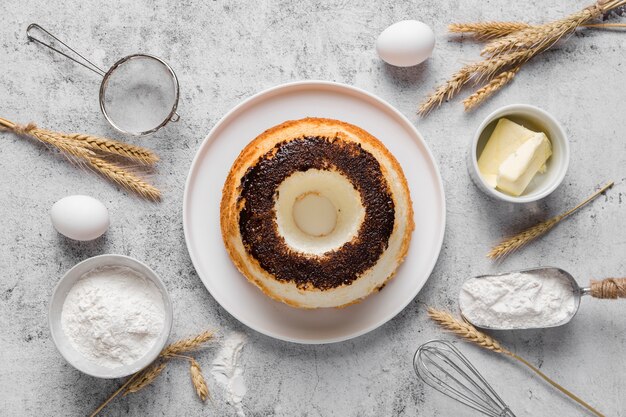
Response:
459,270,577,329
61,266,165,368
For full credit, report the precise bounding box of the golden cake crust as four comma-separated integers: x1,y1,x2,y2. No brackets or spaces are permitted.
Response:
220,117,414,308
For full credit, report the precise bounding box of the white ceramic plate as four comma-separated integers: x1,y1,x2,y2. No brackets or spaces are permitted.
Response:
183,81,445,344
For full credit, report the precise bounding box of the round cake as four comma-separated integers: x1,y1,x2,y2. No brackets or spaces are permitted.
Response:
220,117,414,308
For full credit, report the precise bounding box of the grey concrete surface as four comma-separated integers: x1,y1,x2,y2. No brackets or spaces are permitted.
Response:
1,0,625,416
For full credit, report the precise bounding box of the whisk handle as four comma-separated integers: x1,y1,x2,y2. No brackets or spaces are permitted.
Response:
589,278,626,299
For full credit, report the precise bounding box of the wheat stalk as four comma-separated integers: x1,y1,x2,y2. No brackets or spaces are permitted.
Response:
463,66,520,110
481,5,603,57
418,49,536,115
427,308,510,354
91,330,214,416
427,307,605,417
124,362,168,395
449,22,532,40
86,156,161,201
420,0,626,115
189,358,210,402
0,117,160,200
65,132,159,165
488,181,614,259
418,67,475,115
161,331,214,356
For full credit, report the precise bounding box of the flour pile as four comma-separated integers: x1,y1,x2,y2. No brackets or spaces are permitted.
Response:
61,266,165,368
212,333,247,417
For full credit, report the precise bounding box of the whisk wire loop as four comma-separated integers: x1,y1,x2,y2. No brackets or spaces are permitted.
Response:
414,340,515,417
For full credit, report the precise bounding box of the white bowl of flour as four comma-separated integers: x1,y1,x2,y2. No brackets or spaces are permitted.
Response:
49,254,173,378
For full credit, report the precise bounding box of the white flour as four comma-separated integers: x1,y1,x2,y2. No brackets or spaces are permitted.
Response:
459,270,576,329
61,266,165,368
212,333,247,417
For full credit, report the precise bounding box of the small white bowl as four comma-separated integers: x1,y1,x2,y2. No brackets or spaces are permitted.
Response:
49,254,173,379
468,104,569,203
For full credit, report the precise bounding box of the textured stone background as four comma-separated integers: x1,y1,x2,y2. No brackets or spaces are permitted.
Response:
1,0,625,416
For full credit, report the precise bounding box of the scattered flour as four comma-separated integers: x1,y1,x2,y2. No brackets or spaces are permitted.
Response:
61,266,165,368
212,333,247,417
459,270,577,329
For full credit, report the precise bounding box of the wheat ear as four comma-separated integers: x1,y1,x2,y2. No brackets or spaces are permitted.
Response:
161,331,214,356
427,308,510,354
488,181,614,259
463,66,520,110
427,308,605,417
449,22,532,40
91,330,214,416
65,132,159,164
189,359,210,402
418,67,474,115
482,5,603,57
419,48,536,115
0,117,161,200
85,156,161,201
124,362,168,395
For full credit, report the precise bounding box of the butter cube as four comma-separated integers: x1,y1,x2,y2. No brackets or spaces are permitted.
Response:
496,132,552,196
478,118,537,188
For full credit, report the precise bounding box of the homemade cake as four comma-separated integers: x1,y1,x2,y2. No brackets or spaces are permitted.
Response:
220,117,414,308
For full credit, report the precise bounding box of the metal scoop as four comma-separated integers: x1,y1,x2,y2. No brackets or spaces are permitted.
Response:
459,267,626,330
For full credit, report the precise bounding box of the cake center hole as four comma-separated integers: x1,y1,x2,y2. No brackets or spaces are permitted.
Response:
292,192,337,237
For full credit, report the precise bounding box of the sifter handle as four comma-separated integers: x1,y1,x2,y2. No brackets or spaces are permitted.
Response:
26,23,107,77
590,278,626,299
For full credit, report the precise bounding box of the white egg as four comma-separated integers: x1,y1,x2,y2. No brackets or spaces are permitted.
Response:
50,195,110,241
376,20,435,67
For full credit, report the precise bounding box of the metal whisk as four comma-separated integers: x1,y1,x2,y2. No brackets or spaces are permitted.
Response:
413,340,516,417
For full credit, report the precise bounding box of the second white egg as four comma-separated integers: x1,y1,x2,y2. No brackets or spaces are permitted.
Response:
376,20,435,67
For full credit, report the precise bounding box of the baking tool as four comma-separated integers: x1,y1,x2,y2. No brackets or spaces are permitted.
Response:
414,340,515,417
49,254,173,378
461,267,626,330
183,80,445,344
468,104,569,203
26,24,179,136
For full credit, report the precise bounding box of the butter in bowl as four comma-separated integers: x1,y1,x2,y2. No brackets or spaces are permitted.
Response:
468,104,569,203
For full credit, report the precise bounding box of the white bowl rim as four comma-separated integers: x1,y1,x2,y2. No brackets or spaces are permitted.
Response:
470,103,570,203
49,254,173,379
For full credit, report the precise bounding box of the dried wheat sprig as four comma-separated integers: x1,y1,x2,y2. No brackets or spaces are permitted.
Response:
418,67,475,115
427,307,605,417
481,5,603,57
86,156,161,201
419,0,626,115
449,22,533,40
124,362,168,395
161,330,214,356
427,308,510,354
190,358,210,402
65,132,159,165
473,47,538,80
488,181,614,260
449,21,626,42
91,330,214,416
0,117,161,200
463,66,520,110
165,354,210,402
418,48,535,115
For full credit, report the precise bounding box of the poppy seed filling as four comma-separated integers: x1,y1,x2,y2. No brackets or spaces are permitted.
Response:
237,136,395,290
